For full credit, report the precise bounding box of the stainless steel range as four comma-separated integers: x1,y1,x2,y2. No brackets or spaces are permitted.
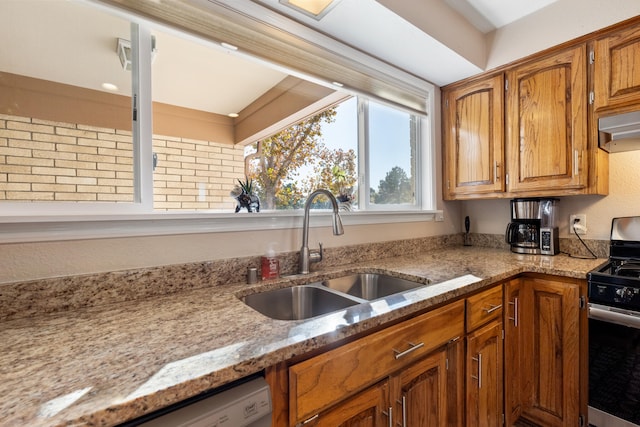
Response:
587,216,640,427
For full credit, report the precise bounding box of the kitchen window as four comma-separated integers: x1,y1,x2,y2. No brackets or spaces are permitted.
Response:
0,0,438,242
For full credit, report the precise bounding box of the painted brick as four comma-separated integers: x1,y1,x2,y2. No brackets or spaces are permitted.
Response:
7,156,54,167
78,138,116,149
32,167,76,177
32,183,76,193
9,173,54,183
9,121,54,134
1,183,31,191
77,185,114,193
9,139,56,152
8,191,54,200
55,160,97,170
33,150,77,161
0,114,29,122
0,129,31,140
32,132,76,145
78,124,117,133
0,147,32,157
0,165,32,174
97,194,132,201
55,193,97,201
97,132,132,143
56,127,98,139
57,176,97,185
56,143,97,155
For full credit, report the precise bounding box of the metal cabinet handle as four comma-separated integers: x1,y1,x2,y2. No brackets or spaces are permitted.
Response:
393,341,425,360
574,149,580,177
482,303,502,314
401,396,407,427
297,414,319,426
494,161,500,180
508,297,519,327
471,353,483,389
382,407,393,427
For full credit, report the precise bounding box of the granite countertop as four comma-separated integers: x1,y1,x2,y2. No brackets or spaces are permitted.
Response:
0,247,605,426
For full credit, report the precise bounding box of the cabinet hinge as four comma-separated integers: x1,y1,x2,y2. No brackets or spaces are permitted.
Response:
589,91,595,105
579,296,587,309
589,50,595,64
505,79,509,91
445,98,449,108
502,413,506,425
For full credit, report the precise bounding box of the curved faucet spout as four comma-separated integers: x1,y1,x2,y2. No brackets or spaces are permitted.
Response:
299,189,344,274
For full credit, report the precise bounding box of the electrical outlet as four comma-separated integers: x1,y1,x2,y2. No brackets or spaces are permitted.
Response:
570,214,587,235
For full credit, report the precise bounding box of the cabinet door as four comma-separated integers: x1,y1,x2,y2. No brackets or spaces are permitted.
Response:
466,321,503,427
506,45,587,193
313,380,390,427
395,348,449,427
503,279,523,426
593,24,640,111
520,276,582,427
442,74,505,199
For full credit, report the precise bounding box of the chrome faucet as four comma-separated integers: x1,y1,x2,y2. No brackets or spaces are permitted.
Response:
299,189,344,274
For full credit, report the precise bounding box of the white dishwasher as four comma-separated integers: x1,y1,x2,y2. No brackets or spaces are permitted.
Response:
125,376,272,427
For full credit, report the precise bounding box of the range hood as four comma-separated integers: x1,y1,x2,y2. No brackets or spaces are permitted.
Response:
598,110,640,152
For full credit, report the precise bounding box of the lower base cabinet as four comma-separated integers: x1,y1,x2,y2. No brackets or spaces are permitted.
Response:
504,275,587,427
265,274,586,427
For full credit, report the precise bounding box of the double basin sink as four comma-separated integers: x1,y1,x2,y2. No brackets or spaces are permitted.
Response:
241,273,429,321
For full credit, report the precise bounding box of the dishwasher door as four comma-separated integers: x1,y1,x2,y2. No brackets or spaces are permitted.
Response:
136,376,272,427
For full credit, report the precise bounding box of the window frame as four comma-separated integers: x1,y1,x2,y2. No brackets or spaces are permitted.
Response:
0,0,442,244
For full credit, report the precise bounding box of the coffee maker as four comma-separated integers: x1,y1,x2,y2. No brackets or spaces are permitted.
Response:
505,198,559,255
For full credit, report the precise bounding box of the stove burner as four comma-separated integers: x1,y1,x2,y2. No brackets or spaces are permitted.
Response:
615,262,640,278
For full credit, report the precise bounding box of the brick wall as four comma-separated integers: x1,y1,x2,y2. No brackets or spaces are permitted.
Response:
0,114,245,210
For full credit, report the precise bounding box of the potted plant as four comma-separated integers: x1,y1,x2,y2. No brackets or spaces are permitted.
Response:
231,177,260,212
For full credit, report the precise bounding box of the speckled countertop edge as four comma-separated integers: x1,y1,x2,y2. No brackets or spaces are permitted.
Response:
0,245,606,427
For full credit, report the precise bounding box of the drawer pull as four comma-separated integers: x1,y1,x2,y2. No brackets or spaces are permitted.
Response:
393,341,425,359
297,414,319,426
382,407,393,427
508,297,519,327
482,303,502,314
471,353,483,388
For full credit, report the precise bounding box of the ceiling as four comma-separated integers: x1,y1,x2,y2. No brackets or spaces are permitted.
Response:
0,0,636,118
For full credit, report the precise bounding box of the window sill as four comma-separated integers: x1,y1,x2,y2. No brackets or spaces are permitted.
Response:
0,210,444,243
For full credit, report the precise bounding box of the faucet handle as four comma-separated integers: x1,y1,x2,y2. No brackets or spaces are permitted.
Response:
309,242,324,264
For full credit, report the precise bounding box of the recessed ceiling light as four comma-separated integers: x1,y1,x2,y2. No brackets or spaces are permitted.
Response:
101,82,119,91
279,0,341,20
228,113,239,118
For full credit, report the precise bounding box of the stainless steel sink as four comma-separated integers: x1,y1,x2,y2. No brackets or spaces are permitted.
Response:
242,285,359,320
321,273,425,300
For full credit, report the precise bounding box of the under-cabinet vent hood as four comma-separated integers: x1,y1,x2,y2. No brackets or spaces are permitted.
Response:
599,110,640,152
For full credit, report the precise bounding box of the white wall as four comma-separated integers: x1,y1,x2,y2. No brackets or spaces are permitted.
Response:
461,151,640,240
486,0,640,69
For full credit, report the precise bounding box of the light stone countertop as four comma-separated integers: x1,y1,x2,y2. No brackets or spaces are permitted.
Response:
0,247,605,427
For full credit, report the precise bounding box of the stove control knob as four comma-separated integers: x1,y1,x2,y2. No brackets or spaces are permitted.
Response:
615,287,635,302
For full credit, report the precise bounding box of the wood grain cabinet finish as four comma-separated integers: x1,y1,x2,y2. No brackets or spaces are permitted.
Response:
288,300,465,426
593,24,640,112
505,45,588,194
504,276,587,427
443,74,504,199
465,286,504,427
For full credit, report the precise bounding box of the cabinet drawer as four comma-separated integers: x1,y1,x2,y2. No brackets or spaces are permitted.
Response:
466,286,503,331
289,299,465,424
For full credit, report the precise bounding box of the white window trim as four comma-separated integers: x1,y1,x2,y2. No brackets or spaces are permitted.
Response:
0,211,444,244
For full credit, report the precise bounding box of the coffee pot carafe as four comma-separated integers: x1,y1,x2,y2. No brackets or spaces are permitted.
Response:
505,198,558,255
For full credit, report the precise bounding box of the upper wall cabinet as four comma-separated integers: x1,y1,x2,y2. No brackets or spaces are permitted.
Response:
443,74,504,198
506,45,587,193
442,41,609,200
593,24,640,113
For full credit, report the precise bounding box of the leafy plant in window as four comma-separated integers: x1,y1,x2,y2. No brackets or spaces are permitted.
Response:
247,107,357,210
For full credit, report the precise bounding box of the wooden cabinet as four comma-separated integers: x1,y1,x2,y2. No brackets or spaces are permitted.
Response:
443,74,505,199
505,45,588,193
465,286,504,427
442,41,608,199
311,380,390,427
288,300,465,426
593,23,640,112
503,279,523,426
504,275,587,427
